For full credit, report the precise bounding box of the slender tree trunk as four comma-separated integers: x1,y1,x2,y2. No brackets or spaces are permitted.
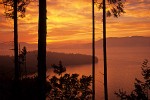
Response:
92,0,95,100
14,0,19,81
13,0,21,99
38,0,47,99
103,0,108,100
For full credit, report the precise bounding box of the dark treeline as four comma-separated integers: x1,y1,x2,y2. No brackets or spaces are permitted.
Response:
0,51,98,77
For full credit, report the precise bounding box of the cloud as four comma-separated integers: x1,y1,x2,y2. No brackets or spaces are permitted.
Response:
0,0,149,43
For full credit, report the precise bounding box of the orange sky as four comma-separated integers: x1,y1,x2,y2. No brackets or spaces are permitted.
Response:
0,0,150,44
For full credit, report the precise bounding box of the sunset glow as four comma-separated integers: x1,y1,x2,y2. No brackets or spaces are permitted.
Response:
0,0,150,44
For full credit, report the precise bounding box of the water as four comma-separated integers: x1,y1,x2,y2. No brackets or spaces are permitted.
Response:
1,46,150,99
47,47,150,100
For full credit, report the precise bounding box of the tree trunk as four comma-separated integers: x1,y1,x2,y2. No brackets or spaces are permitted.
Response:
13,0,21,99
14,0,19,81
103,0,108,100
92,0,95,100
38,0,47,99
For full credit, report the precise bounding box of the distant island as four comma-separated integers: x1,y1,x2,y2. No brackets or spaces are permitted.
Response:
27,50,98,67
0,51,98,78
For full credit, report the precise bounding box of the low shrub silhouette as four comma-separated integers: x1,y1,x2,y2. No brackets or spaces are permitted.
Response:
115,59,150,100
47,61,93,100
0,61,92,100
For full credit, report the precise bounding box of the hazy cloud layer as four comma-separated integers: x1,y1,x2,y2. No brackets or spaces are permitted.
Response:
0,0,149,43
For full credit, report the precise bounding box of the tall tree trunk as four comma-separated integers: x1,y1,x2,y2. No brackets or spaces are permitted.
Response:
103,0,108,100
92,0,95,100
38,0,47,99
13,0,21,99
14,0,19,81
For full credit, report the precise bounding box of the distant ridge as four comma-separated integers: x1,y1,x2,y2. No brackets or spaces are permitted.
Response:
47,36,150,49
0,36,150,52
95,36,150,47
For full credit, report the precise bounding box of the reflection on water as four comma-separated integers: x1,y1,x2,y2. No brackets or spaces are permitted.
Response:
1,47,150,100
47,47,150,100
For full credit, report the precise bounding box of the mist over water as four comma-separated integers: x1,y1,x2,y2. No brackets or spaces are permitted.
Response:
47,47,150,100
0,46,150,100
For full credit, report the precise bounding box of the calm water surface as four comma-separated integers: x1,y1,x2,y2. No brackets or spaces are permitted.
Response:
47,47,150,100
1,47,149,100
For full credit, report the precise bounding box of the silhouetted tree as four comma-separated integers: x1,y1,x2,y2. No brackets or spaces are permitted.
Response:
51,61,66,76
18,46,27,78
48,62,92,100
0,1,32,99
38,0,47,99
0,0,31,81
115,60,150,100
94,0,126,100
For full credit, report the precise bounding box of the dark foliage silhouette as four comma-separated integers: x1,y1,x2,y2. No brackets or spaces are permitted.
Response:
95,0,126,18
51,61,66,75
18,46,27,78
0,76,51,100
0,61,93,100
115,60,150,100
48,62,93,100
